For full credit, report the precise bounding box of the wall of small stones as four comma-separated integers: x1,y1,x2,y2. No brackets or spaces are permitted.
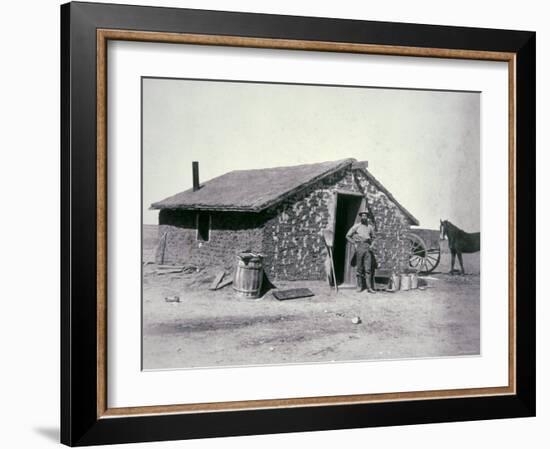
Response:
261,176,334,281
261,168,413,281
346,169,412,273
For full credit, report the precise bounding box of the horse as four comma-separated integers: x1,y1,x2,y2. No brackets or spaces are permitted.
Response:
439,219,480,275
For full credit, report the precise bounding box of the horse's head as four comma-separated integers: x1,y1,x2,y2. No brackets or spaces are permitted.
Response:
439,219,448,240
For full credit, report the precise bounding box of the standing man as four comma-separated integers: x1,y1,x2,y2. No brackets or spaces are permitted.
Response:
346,211,376,293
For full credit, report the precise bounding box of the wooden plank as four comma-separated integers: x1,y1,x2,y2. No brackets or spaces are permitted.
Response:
272,288,314,301
209,271,226,290
157,265,187,269
155,269,183,275
215,278,233,289
328,246,338,293
158,232,167,265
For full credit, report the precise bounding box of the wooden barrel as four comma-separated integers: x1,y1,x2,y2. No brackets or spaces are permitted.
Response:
233,254,264,298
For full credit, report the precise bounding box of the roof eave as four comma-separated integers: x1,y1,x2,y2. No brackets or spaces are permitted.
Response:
355,167,420,226
150,204,261,213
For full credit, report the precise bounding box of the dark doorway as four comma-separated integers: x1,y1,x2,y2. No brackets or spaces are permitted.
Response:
333,193,364,286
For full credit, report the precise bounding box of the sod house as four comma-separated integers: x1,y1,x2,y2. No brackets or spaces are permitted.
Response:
151,158,419,284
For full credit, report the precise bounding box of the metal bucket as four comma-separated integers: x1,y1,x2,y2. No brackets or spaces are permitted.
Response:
387,273,401,292
233,254,264,298
409,273,418,289
400,274,411,291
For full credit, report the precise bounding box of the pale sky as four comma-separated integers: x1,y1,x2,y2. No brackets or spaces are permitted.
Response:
142,78,480,231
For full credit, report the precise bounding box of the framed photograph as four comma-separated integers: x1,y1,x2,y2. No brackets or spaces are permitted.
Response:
61,1,535,446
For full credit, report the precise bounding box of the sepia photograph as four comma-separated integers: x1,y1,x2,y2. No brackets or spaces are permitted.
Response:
141,77,481,370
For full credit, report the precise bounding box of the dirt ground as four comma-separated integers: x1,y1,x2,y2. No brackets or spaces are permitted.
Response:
142,225,480,370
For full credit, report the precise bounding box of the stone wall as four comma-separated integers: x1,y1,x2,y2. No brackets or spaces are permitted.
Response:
261,176,335,281
261,168,413,281
347,170,412,273
156,209,264,271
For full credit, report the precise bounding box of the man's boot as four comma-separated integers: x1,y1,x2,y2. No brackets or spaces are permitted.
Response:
365,272,376,293
356,275,365,292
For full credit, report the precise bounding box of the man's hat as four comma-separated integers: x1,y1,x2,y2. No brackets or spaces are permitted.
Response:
358,211,369,217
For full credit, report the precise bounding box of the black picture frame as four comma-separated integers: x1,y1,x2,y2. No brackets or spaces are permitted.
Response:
61,1,535,446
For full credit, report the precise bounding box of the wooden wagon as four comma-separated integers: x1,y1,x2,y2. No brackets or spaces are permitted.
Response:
404,228,441,274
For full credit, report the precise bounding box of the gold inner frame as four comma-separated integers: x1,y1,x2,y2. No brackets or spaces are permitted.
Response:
96,28,517,419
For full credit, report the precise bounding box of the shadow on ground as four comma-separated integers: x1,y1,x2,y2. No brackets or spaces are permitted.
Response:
33,427,59,443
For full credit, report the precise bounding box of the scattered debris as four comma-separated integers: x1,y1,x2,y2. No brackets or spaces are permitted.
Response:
351,316,362,325
209,271,226,290
164,295,180,303
272,288,314,301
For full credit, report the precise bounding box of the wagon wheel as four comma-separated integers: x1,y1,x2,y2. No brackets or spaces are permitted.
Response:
406,233,441,274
